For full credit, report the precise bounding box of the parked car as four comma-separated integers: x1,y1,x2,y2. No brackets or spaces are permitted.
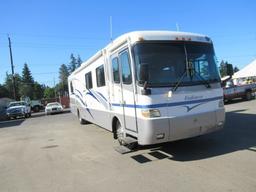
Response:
6,101,31,119
45,102,63,115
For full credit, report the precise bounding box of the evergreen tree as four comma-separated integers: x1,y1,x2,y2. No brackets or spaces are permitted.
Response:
22,63,34,83
58,64,69,96
0,84,9,98
44,87,55,99
219,61,235,77
4,72,22,99
33,82,45,99
20,63,34,99
68,54,77,73
219,60,227,77
77,55,82,68
234,66,239,73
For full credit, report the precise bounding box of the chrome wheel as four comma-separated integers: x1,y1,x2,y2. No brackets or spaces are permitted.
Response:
116,121,125,145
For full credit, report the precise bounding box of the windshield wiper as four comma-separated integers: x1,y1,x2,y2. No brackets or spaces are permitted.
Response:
192,68,211,88
172,70,187,92
172,67,211,92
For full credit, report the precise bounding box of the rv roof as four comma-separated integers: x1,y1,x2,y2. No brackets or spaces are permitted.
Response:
70,31,211,77
108,31,211,46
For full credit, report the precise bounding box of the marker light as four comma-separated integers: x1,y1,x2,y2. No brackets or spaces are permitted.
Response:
141,109,161,118
175,37,192,41
138,37,144,41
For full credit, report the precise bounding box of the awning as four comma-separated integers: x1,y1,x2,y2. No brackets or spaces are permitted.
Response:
233,59,256,79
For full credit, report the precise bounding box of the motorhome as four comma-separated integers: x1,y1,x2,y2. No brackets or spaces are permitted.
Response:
68,31,225,146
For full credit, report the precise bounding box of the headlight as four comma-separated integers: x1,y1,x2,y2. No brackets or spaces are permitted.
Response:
141,109,161,118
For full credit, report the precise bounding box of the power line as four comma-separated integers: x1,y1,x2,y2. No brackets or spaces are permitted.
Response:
0,32,109,40
33,72,58,75
0,45,101,50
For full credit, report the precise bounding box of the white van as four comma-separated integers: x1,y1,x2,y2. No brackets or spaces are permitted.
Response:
68,31,225,146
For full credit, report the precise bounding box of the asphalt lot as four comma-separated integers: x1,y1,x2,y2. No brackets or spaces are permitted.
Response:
0,100,256,192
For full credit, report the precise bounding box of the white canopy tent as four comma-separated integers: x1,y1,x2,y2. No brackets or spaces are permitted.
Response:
233,59,256,79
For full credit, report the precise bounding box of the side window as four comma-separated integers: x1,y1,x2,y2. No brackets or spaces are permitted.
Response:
96,65,106,87
70,81,74,93
85,72,93,89
112,57,120,83
120,51,132,84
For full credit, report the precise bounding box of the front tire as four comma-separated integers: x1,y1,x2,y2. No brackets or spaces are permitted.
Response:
245,91,252,101
116,120,125,145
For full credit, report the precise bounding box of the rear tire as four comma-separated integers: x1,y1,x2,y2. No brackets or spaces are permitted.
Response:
34,106,39,112
77,110,87,125
245,91,252,101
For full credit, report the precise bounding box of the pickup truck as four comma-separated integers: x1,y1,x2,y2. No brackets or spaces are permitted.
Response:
6,101,31,119
223,81,256,102
31,100,44,112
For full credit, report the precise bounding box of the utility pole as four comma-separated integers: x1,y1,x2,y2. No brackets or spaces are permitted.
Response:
8,35,17,100
53,77,57,101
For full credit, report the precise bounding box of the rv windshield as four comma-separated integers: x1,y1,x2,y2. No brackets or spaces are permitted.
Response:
134,42,220,87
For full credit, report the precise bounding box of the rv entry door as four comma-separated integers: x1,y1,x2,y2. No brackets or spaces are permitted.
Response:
119,50,137,133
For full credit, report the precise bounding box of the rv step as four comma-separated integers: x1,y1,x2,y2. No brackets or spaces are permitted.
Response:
123,137,137,145
114,145,132,154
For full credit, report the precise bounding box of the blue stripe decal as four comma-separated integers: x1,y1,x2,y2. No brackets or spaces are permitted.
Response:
96,91,107,102
111,96,223,109
85,107,94,119
74,94,86,107
86,91,100,103
75,89,83,98
72,93,93,119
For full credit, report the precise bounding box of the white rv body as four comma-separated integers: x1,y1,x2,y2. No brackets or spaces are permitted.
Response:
68,31,225,145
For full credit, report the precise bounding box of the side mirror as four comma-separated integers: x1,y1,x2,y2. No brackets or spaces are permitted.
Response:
139,64,151,95
141,88,151,95
139,64,149,83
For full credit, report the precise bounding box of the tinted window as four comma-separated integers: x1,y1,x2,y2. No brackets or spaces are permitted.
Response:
134,42,220,87
96,65,106,87
120,51,132,84
70,82,74,93
112,57,120,83
85,72,93,89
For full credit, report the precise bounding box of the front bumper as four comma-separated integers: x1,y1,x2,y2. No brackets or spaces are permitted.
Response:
137,108,225,145
7,112,25,118
46,109,63,114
